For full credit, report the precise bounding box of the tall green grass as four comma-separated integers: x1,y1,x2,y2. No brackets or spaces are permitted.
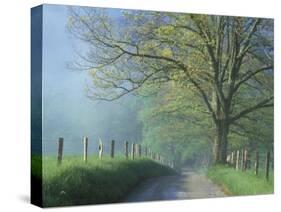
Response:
34,156,175,207
207,165,273,196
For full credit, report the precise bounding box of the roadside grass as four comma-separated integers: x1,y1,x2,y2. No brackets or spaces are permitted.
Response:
32,155,176,207
207,165,273,196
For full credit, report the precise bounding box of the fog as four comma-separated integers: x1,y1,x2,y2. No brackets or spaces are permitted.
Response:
39,5,142,155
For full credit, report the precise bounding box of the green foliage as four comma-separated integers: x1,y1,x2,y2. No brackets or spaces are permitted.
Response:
41,156,175,207
228,107,273,151
67,8,273,164
207,165,273,195
138,83,213,167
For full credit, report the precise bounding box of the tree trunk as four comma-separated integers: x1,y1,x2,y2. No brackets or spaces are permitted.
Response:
213,118,229,164
213,132,221,164
211,90,230,164
220,121,229,163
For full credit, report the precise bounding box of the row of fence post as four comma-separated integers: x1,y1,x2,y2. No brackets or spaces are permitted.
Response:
56,137,174,169
226,148,272,181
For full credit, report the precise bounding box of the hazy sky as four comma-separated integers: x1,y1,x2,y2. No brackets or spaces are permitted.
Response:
41,5,141,155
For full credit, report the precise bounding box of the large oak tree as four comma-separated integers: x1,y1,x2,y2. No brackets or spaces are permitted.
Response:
67,8,273,164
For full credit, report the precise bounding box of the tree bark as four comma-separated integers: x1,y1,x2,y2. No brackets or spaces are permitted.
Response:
212,89,230,164
219,121,229,164
213,118,229,164
213,133,221,164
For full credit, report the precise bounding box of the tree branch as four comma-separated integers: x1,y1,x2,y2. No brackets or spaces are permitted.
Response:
230,96,273,123
233,65,273,93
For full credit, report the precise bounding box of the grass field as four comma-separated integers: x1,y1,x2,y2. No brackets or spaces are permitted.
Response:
32,156,176,207
207,165,274,196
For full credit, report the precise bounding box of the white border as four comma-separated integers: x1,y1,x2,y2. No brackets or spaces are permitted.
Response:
0,0,279,211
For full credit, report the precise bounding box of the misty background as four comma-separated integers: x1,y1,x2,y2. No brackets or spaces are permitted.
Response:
35,4,273,170
41,5,142,155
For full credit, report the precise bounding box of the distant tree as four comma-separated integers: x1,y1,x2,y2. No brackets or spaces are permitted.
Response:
138,82,213,166
67,8,273,164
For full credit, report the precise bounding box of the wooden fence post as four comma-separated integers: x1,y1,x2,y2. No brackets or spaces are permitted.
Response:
271,150,274,170
247,151,251,169
265,151,270,181
145,146,148,157
125,141,129,159
139,144,142,157
135,143,139,158
57,137,64,165
149,149,152,159
240,149,244,170
83,137,88,162
131,143,135,160
233,151,236,168
243,149,248,172
110,140,115,158
98,138,103,160
255,150,259,176
236,150,240,171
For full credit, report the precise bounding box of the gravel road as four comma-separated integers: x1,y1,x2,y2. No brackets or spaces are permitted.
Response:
124,167,226,202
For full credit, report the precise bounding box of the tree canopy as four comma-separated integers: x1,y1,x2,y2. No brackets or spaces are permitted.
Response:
67,8,273,164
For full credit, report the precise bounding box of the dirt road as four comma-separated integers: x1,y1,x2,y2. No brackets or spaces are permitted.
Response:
124,167,226,202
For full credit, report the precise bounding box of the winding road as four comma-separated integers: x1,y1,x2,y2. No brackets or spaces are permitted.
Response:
124,167,226,202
